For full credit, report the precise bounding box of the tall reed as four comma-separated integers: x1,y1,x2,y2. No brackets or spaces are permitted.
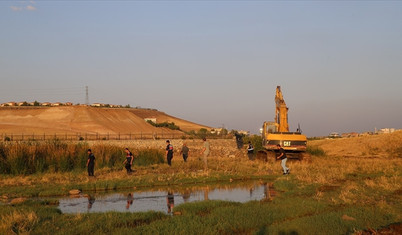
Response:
0,140,164,175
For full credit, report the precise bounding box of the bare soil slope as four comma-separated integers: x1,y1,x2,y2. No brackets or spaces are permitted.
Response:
0,106,210,135
309,130,402,158
129,109,210,132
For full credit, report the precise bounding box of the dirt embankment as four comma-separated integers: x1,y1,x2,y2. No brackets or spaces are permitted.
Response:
0,106,210,135
309,130,402,158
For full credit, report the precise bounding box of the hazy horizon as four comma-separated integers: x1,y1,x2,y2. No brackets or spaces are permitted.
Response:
1,1,401,137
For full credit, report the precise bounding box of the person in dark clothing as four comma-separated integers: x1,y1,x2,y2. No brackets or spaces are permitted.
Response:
276,144,290,175
247,141,254,160
166,191,174,214
166,140,173,166
235,132,244,149
123,148,134,174
180,142,189,162
86,149,95,176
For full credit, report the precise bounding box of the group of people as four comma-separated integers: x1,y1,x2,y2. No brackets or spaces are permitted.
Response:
165,138,210,169
86,138,289,176
85,138,211,176
86,147,136,176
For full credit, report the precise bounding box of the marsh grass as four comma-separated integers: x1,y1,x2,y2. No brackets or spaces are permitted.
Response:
0,210,38,235
0,141,165,175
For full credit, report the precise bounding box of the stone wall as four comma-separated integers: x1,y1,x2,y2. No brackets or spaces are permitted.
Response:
89,139,247,158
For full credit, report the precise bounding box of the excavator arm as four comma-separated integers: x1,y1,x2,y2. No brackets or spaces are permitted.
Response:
275,86,289,132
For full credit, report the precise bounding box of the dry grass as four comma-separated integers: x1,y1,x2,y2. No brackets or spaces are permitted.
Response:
309,130,402,158
0,210,38,235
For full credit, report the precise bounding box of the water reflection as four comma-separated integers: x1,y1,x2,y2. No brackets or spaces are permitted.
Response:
126,193,134,210
59,181,276,214
87,195,95,211
166,191,174,214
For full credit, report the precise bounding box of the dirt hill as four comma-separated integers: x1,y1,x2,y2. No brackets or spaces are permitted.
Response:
0,106,211,135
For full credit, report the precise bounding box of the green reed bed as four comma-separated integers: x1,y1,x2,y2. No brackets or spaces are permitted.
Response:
0,140,165,175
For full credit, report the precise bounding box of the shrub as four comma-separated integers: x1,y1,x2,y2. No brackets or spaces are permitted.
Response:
135,149,165,166
147,120,181,131
243,135,263,152
307,145,326,156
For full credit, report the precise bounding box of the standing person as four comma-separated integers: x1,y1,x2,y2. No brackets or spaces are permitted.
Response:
247,141,254,160
180,142,189,162
166,140,174,166
235,132,244,149
200,138,210,170
123,148,134,174
86,149,95,176
276,144,290,175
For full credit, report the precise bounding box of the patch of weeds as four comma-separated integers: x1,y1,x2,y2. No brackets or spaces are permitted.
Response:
307,145,326,156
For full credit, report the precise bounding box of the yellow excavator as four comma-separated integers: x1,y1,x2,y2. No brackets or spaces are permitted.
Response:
258,86,308,160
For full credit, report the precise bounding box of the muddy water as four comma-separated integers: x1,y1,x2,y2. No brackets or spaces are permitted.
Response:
59,181,275,214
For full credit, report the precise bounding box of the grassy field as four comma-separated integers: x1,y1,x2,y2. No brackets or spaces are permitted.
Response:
0,132,401,234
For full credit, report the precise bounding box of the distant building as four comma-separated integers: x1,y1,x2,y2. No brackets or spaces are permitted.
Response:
41,102,51,106
91,103,105,107
144,118,157,123
110,104,123,108
359,132,374,136
65,102,73,106
341,132,358,138
1,102,17,107
238,130,250,136
378,128,395,134
329,132,340,138
51,102,62,106
211,128,223,135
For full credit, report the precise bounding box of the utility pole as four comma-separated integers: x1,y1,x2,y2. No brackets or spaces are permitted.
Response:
85,86,89,105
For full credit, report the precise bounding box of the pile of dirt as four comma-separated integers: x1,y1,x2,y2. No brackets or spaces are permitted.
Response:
0,106,211,135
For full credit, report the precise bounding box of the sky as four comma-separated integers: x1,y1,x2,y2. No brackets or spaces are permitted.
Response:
1,1,401,137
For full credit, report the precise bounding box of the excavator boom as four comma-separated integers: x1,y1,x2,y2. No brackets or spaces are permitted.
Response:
275,86,289,132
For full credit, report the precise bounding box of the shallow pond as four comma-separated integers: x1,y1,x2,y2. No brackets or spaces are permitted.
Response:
59,181,275,214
